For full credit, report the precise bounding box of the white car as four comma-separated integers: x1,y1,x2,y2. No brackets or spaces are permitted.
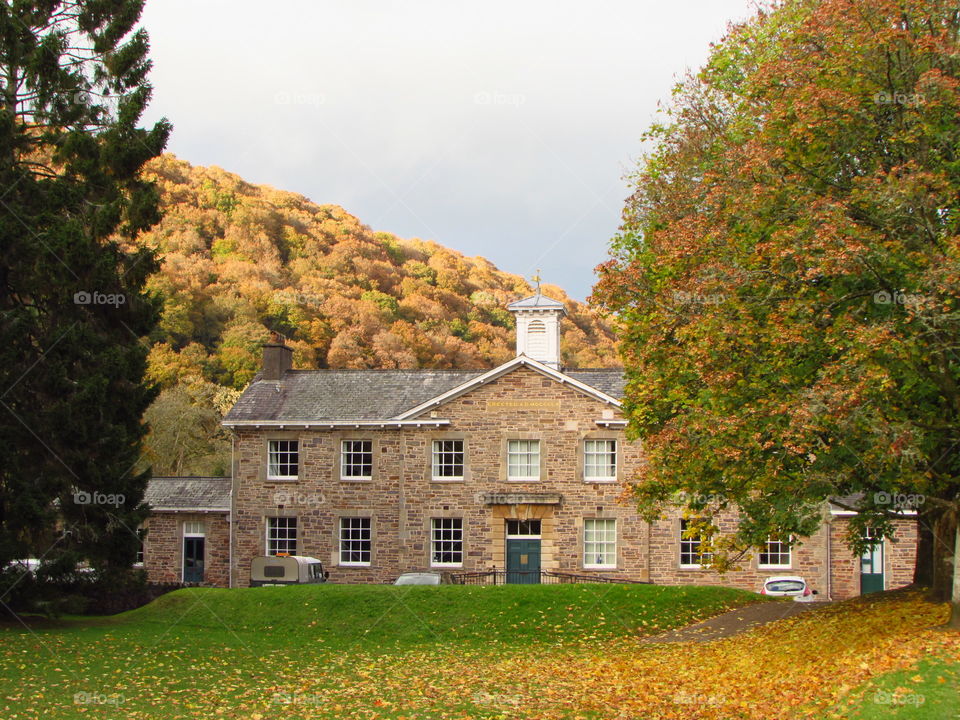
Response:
760,575,819,602
393,572,442,586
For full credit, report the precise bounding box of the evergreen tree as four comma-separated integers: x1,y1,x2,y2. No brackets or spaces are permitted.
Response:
0,0,170,608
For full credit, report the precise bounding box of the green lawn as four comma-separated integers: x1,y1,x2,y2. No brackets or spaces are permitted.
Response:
836,652,960,720
0,583,758,719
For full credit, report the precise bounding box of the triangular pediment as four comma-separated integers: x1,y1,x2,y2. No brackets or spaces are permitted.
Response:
394,355,622,419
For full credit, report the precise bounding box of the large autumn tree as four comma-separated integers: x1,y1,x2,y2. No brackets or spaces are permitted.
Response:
0,0,169,609
595,0,960,623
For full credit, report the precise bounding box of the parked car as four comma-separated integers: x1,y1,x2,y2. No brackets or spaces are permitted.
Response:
250,555,329,586
760,575,818,601
393,572,443,586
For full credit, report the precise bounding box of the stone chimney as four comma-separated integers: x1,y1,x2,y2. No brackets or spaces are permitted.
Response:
262,331,293,381
506,292,567,370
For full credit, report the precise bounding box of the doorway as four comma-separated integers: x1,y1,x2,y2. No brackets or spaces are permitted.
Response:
860,527,884,595
506,519,541,584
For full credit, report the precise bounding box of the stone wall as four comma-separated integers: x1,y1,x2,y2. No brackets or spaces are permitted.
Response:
143,511,230,587
225,363,919,596
230,365,647,586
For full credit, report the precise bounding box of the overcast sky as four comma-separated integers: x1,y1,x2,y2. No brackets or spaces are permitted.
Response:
141,0,760,301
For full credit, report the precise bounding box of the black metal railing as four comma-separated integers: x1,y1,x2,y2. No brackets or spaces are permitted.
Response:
449,569,650,585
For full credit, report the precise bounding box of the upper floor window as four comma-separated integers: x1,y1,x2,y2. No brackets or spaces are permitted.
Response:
679,518,714,568
267,440,299,480
583,518,617,569
759,537,791,568
267,517,297,555
341,440,373,480
507,439,540,480
584,439,617,481
432,440,464,481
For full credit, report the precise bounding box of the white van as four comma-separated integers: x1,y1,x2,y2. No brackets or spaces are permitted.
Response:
250,555,329,586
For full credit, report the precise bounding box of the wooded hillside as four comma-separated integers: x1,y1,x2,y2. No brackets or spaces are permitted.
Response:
131,155,618,474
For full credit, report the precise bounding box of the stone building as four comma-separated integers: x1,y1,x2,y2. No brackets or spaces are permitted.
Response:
141,293,916,599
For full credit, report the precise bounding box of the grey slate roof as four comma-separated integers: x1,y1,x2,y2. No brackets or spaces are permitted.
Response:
566,370,626,399
145,477,231,511
225,369,486,422
507,293,567,310
223,365,627,423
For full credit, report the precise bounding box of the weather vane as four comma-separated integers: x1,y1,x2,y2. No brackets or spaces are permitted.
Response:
532,270,542,295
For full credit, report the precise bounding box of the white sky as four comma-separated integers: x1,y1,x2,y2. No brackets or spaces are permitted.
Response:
141,0,760,301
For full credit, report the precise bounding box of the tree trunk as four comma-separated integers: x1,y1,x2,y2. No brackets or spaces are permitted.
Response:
949,513,960,630
930,509,958,609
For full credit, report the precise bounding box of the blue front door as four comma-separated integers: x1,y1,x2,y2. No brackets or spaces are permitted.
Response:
505,519,541,584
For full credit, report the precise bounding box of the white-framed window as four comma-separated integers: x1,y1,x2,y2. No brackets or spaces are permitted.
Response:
679,518,713,568
759,537,791,568
507,439,540,480
584,439,617,481
432,440,464,481
431,518,463,566
340,517,371,565
267,517,297,555
341,440,373,480
583,518,617,569
267,439,299,480
183,520,205,537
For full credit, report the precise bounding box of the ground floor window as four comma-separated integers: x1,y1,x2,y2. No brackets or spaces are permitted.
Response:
583,518,617,568
267,517,297,555
340,517,372,565
679,518,713,567
431,518,463,566
759,537,791,568
135,527,146,564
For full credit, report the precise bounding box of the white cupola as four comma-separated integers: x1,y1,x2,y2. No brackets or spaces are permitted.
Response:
507,291,566,369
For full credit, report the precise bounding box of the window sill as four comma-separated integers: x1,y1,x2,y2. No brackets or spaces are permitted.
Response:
583,478,618,484
583,565,616,571
339,562,371,567
758,565,792,571
678,564,711,570
267,476,299,483
506,478,540,483
431,564,463,569
340,477,373,483
431,477,464,483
